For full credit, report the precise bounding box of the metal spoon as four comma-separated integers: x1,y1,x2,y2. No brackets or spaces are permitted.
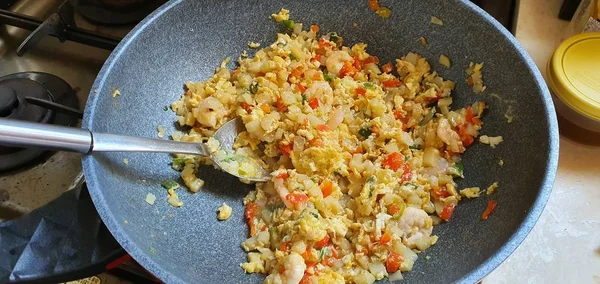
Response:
0,117,271,182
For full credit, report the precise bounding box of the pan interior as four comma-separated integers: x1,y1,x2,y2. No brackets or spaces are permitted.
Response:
82,0,558,283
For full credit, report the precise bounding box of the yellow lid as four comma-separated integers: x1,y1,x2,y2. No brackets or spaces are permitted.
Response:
547,32,600,121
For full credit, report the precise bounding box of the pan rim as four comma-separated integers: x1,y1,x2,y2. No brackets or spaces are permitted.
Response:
82,0,559,283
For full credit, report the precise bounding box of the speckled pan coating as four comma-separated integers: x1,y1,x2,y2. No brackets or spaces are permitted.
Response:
82,0,559,283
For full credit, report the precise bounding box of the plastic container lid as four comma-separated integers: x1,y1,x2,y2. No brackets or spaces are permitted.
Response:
547,32,600,121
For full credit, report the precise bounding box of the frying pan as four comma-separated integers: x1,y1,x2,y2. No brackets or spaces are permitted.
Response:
79,0,558,283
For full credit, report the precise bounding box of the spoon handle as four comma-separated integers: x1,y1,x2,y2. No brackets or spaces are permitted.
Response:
0,118,208,156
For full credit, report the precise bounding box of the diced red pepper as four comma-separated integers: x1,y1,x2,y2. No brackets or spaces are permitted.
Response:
355,87,367,96
310,24,320,34
311,73,322,80
363,56,380,65
465,107,482,125
379,232,392,245
308,97,319,109
382,79,401,88
431,186,451,199
352,56,362,70
381,62,394,73
290,67,303,79
382,152,403,171
301,249,312,260
316,124,329,131
314,234,330,249
318,38,333,49
286,192,309,205
394,110,404,119
320,179,333,198
386,252,404,273
389,204,401,215
245,202,259,236
300,274,312,284
310,138,324,147
457,125,474,147
280,242,289,251
297,83,306,93
481,200,497,220
339,61,357,78
368,0,380,11
275,97,287,112
276,172,289,179
241,102,252,113
279,143,293,156
440,204,455,221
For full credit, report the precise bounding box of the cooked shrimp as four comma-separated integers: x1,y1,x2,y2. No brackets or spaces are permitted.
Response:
396,207,433,247
436,118,462,153
282,252,306,284
303,81,332,99
193,97,226,128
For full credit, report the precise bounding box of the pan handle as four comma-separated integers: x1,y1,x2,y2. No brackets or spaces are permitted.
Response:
0,117,92,153
0,118,209,156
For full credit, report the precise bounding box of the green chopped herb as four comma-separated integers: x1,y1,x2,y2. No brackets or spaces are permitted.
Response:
290,54,298,61
405,183,418,189
323,73,335,81
418,108,436,126
358,128,372,138
329,32,340,43
363,82,375,89
392,201,406,220
163,106,169,111
318,247,325,260
161,180,180,190
282,19,295,29
367,176,376,183
301,94,307,103
172,157,189,164
250,82,259,94
267,203,284,211
409,144,422,150
404,155,410,162
311,213,319,218
149,247,157,254
450,162,464,178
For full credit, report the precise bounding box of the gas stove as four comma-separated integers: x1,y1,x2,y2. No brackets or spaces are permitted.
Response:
0,0,517,283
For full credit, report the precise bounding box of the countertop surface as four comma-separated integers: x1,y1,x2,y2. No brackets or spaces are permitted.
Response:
484,0,600,283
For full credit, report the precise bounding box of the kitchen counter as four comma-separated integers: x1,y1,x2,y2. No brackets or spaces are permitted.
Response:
485,0,600,283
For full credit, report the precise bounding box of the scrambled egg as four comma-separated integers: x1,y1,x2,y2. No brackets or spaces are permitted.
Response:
487,182,499,195
460,187,481,199
217,202,232,221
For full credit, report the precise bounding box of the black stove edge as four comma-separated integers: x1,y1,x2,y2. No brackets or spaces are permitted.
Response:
0,183,125,284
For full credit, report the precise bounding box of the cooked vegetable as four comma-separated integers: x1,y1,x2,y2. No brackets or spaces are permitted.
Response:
161,180,180,191
430,16,444,25
481,200,497,220
439,54,451,68
376,6,392,19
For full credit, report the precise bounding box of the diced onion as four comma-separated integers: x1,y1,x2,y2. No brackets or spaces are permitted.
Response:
389,271,404,281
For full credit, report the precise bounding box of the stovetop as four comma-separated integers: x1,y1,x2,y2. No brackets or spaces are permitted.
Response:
0,0,517,283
